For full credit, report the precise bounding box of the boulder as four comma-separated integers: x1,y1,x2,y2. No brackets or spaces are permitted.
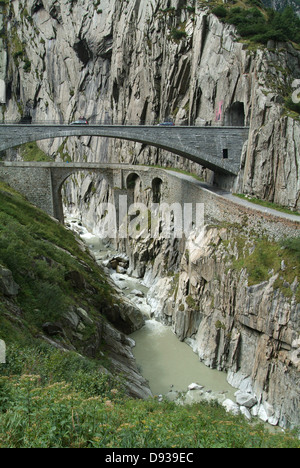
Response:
42,322,64,336
0,266,20,296
222,399,240,416
188,383,204,391
235,391,257,409
130,289,145,298
240,406,252,421
76,307,94,325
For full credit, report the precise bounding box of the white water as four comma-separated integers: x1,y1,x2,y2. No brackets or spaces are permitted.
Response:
67,216,236,401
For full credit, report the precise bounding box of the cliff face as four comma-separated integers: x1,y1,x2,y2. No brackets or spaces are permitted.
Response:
126,223,300,429
1,0,300,428
1,0,300,210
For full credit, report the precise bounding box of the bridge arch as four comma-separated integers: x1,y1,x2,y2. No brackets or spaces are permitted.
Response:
126,172,143,207
152,177,163,204
126,172,142,190
51,166,115,223
0,124,249,176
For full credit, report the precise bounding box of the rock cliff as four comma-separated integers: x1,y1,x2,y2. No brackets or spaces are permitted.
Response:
1,0,299,429
1,0,300,210
126,222,300,429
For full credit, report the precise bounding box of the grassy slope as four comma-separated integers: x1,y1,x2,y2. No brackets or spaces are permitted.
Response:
0,181,114,333
0,182,299,448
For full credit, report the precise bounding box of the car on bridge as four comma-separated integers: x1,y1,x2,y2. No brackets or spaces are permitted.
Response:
157,120,175,126
70,117,89,125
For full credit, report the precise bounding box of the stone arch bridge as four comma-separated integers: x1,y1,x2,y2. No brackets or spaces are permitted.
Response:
0,161,175,224
0,124,249,176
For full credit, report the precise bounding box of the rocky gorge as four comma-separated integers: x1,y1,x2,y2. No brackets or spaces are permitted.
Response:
0,0,299,431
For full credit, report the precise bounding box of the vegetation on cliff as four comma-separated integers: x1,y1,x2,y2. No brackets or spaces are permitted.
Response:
0,182,299,448
211,0,300,45
0,181,114,341
1,368,299,448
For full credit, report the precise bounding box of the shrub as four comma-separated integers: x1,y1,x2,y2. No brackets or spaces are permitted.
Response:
170,28,187,41
285,97,300,114
212,5,227,18
211,4,300,46
281,237,300,262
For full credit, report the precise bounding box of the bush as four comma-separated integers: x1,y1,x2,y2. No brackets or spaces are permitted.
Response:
212,5,227,18
285,97,300,114
281,237,300,262
0,373,299,448
170,28,187,41
211,4,300,46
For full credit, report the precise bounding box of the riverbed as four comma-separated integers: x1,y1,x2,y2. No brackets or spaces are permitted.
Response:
66,216,236,401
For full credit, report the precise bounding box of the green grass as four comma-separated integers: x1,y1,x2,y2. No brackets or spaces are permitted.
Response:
233,193,300,216
0,348,299,448
230,234,300,301
18,142,53,162
0,181,113,341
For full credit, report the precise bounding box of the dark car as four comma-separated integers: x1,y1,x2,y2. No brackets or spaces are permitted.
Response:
157,121,175,126
70,117,89,125
19,116,32,124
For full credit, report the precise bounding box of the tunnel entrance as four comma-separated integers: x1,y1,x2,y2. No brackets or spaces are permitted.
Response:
224,102,245,127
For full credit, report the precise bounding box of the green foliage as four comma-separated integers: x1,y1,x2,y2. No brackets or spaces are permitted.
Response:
170,28,187,41
233,194,300,216
231,235,300,301
0,343,122,400
0,181,113,332
281,237,300,263
18,142,52,162
285,97,300,114
212,5,227,18
212,4,300,45
0,370,298,448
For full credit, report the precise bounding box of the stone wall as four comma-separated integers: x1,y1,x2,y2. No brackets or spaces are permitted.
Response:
1,162,298,240
0,164,54,217
163,171,300,241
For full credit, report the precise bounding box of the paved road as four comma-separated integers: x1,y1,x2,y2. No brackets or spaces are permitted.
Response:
166,170,300,223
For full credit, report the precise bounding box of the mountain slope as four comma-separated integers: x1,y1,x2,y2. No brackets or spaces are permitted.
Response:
0,180,150,399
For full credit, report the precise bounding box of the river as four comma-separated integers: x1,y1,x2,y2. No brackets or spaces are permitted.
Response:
66,216,236,402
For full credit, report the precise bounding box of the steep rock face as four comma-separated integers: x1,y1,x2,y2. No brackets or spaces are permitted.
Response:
134,225,300,429
1,0,300,210
1,0,299,426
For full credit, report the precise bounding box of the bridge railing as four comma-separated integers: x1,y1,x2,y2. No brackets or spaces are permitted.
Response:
0,119,248,128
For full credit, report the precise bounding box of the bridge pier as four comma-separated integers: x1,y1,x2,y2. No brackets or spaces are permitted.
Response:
0,163,56,218
0,163,172,228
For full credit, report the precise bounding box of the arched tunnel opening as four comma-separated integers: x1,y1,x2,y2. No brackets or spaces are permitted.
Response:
224,102,245,127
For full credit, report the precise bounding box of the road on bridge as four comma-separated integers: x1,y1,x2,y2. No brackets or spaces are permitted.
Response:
0,123,250,176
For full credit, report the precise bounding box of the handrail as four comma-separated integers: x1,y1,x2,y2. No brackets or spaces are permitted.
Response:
0,120,250,128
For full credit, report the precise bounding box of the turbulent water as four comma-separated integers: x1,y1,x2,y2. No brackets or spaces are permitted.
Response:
67,216,236,401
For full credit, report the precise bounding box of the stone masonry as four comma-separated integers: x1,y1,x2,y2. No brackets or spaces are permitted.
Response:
0,125,249,176
0,161,298,240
